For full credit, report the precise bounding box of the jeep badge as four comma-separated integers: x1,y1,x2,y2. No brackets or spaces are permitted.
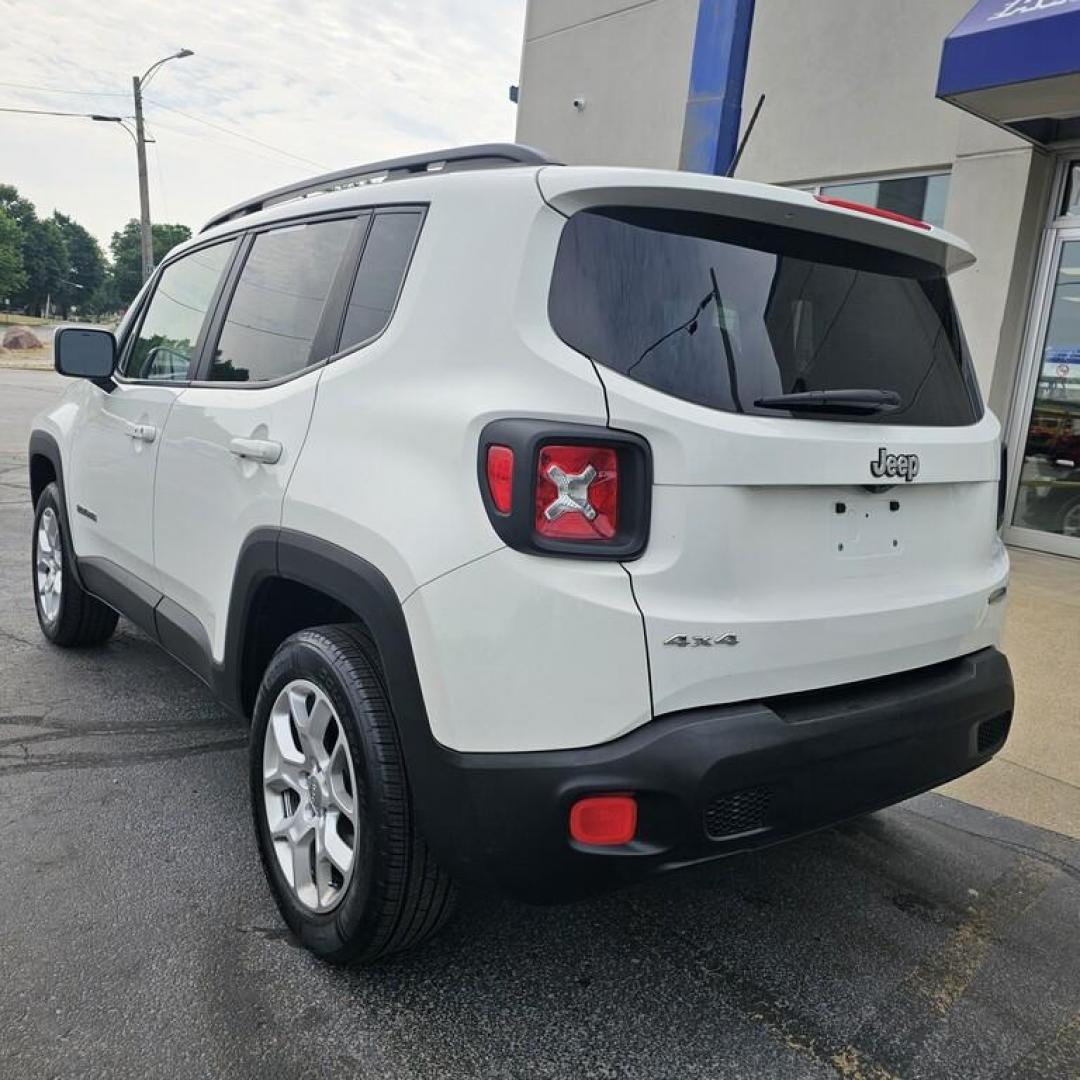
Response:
870,447,920,482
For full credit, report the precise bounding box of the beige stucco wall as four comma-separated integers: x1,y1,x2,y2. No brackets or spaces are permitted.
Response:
515,0,698,168
947,151,1053,415
738,0,1025,183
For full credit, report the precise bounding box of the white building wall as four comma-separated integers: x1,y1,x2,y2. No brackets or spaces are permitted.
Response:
515,0,698,168
737,0,1021,183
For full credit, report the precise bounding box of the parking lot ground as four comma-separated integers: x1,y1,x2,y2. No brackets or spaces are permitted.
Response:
1,372,1078,1079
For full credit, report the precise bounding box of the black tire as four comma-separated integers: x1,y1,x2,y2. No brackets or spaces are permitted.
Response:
1051,491,1080,539
32,482,118,648
249,623,456,965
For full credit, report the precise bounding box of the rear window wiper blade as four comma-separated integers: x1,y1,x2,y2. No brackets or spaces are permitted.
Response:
753,389,901,415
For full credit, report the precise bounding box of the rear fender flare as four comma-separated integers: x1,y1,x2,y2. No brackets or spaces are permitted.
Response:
218,528,474,868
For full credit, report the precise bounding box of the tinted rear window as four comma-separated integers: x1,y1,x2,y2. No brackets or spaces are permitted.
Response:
549,207,982,426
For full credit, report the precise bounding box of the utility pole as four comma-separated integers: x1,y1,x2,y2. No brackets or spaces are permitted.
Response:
132,75,154,284
130,49,194,283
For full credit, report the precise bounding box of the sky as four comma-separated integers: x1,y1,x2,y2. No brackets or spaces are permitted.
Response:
0,0,526,249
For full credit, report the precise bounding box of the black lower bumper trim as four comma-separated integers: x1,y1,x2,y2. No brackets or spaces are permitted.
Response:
416,648,1013,903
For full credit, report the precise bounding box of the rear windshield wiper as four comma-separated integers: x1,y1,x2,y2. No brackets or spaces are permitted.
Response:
753,389,901,415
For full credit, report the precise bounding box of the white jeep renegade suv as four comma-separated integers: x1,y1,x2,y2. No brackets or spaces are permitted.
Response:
30,144,1014,964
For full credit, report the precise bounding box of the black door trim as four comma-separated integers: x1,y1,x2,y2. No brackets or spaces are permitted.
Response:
78,557,161,639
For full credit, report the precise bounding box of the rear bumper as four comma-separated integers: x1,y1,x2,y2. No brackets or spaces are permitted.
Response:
419,648,1013,902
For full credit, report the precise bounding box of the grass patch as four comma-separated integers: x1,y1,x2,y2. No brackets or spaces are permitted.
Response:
0,347,53,370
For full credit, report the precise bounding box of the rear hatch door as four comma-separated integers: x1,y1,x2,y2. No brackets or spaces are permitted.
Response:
541,169,1007,716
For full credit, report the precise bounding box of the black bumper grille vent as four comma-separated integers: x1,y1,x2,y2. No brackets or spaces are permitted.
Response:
704,786,772,840
977,712,1011,754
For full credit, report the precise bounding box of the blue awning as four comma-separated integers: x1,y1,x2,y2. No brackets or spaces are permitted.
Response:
938,0,1080,143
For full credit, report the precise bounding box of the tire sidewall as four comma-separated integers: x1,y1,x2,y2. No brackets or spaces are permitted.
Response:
32,483,69,642
1053,491,1080,537
250,631,396,960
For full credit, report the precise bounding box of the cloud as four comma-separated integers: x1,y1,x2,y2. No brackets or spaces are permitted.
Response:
0,0,525,247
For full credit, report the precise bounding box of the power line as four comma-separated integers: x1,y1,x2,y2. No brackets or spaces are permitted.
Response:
144,98,326,170
1,78,325,173
0,105,116,118
0,79,128,97
143,117,314,173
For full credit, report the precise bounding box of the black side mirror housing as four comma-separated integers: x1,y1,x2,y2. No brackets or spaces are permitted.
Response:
54,326,117,381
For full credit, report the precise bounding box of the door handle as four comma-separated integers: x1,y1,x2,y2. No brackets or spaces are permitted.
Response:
229,437,282,465
125,423,157,444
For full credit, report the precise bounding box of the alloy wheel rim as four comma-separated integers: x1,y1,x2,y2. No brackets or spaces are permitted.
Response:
36,507,63,624
262,679,359,913
1063,502,1080,539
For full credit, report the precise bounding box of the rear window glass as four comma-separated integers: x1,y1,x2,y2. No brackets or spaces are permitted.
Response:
549,207,982,426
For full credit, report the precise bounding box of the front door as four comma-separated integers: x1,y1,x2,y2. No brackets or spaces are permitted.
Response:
1007,227,1080,557
67,238,238,587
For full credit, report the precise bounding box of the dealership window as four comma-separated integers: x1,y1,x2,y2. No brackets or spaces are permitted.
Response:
808,172,951,229
1062,161,1080,217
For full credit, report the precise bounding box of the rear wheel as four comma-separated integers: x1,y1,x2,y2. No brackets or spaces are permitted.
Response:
1059,493,1080,538
32,483,118,647
249,624,456,964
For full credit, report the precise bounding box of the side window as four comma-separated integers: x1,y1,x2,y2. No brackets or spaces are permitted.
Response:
207,218,355,383
338,211,422,352
122,240,236,381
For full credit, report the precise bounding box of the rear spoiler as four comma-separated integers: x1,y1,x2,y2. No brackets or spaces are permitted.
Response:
536,167,975,275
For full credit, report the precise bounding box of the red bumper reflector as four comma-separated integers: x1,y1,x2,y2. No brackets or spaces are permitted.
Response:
485,444,514,514
569,794,637,846
814,194,931,231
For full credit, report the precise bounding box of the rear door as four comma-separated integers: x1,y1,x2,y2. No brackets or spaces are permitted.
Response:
152,213,365,664
545,186,1007,716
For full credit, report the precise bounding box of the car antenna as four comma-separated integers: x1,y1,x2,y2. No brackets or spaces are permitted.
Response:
725,93,765,178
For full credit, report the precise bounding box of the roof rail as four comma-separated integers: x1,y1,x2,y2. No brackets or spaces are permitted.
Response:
200,143,558,233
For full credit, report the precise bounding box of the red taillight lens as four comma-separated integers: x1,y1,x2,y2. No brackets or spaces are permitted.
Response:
569,794,637,846
814,194,931,231
485,445,514,514
535,444,619,540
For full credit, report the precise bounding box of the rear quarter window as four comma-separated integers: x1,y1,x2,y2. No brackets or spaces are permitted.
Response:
337,210,423,352
548,207,983,426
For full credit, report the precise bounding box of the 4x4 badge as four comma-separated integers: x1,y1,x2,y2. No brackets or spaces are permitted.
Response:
870,447,920,482
663,634,739,648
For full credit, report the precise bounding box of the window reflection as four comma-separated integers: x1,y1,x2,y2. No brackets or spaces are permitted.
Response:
209,219,353,383
124,241,236,381
1012,240,1080,539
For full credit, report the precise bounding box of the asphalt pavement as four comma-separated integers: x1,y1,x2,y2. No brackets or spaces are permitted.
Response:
1,371,1077,1079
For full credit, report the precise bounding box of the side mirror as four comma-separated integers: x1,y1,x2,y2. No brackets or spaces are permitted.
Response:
54,326,116,381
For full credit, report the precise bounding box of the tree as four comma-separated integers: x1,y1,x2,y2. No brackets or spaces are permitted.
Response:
109,219,192,308
17,217,68,316
52,212,105,317
0,184,36,232
0,207,26,303
0,184,70,316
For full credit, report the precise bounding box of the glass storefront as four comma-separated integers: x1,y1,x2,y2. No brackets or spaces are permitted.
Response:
1010,224,1080,549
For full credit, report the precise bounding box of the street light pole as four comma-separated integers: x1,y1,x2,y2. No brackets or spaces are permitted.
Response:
131,48,193,283
132,75,154,284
